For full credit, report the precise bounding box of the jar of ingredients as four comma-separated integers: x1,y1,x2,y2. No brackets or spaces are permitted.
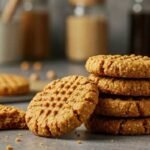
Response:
66,0,108,62
21,0,50,60
129,0,150,56
0,0,22,64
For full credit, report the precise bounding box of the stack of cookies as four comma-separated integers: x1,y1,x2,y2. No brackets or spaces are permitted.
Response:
85,55,150,135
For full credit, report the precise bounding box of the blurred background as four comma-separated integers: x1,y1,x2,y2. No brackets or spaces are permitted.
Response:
0,0,150,63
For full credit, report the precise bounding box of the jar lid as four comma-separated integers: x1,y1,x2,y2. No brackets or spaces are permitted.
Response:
69,0,105,6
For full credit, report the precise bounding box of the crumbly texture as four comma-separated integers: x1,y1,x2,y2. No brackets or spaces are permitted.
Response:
26,75,99,137
89,74,150,96
0,74,30,96
86,55,150,78
85,116,150,135
95,96,150,117
0,105,27,129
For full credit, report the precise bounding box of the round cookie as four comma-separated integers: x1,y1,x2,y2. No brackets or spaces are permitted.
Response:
89,74,150,96
85,116,150,135
0,74,29,96
95,96,150,117
0,105,27,129
86,55,150,78
26,75,99,137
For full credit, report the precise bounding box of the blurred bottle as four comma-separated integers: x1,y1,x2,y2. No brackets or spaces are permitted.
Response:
21,0,51,60
129,0,150,56
66,0,108,62
0,0,22,64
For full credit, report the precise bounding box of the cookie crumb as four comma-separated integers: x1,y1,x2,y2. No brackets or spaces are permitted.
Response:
46,70,57,80
77,140,82,144
15,137,21,143
33,62,43,71
18,133,23,136
29,73,40,81
21,61,30,71
6,145,13,150
39,142,44,146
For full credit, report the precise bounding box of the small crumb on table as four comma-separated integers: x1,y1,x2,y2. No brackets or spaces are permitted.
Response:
46,70,57,80
77,140,82,144
39,142,44,146
17,133,23,136
33,62,43,71
6,145,13,150
15,137,22,143
29,73,40,81
20,61,30,71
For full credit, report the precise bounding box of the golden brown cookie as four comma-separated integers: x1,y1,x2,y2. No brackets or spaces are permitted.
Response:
95,96,150,117
86,55,150,78
26,75,99,137
0,105,27,129
85,116,150,135
0,74,29,96
89,74,150,96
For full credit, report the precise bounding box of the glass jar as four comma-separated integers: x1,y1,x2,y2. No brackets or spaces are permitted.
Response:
0,0,22,64
129,0,150,56
21,0,50,60
66,0,108,62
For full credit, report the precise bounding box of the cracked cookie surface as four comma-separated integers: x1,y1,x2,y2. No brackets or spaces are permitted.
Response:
0,105,27,129
89,74,150,96
86,55,150,78
0,74,29,96
26,75,99,137
95,96,150,117
85,116,150,135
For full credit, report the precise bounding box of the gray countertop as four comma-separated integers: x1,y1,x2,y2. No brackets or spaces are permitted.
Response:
0,61,150,150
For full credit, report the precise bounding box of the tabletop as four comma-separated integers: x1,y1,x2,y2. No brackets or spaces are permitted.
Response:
0,61,150,150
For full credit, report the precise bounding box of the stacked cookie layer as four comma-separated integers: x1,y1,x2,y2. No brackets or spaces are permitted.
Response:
85,55,150,135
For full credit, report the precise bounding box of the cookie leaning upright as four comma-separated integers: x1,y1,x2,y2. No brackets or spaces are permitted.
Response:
86,55,150,78
0,74,29,96
0,105,27,129
26,76,99,137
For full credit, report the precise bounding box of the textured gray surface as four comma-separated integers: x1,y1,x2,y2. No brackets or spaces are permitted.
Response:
0,61,150,150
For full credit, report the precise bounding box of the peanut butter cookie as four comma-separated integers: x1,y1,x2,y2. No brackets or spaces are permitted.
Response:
0,105,27,129
95,96,150,117
89,74,150,96
86,55,150,78
0,74,29,96
85,116,150,135
26,76,98,137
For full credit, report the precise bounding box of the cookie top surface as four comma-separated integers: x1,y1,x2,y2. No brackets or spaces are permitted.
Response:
0,105,27,129
86,55,150,78
89,74,150,96
0,74,29,96
95,95,150,117
26,75,99,137
85,116,150,135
